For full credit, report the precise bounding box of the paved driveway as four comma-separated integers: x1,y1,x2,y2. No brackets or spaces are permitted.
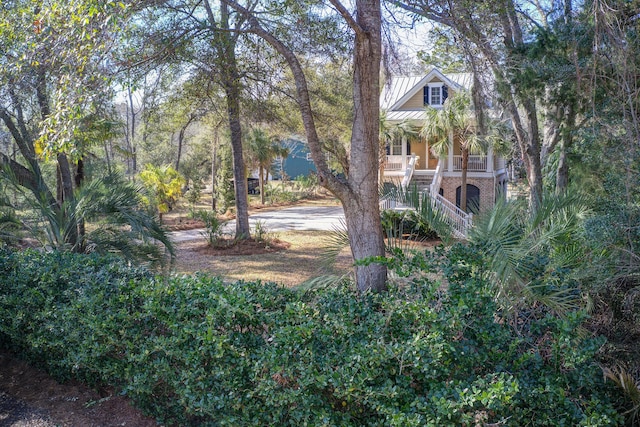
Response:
171,205,345,242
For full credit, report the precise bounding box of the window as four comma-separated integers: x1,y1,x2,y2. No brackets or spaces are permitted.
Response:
425,83,449,107
430,86,441,105
390,135,403,155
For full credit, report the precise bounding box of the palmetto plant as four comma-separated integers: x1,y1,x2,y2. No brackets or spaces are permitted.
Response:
603,366,640,425
379,112,417,179
2,171,173,266
468,192,589,314
421,92,484,212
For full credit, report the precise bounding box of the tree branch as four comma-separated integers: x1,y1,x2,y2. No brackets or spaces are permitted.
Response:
327,0,364,36
221,0,349,198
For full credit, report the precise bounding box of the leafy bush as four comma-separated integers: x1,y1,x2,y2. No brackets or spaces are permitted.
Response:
265,186,299,204
189,209,227,245
293,174,319,197
0,247,622,426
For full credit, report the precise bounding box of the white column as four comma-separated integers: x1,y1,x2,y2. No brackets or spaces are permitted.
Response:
401,137,408,170
487,146,494,173
447,143,454,172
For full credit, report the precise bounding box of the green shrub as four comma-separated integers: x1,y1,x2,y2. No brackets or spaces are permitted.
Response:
265,186,298,204
189,209,227,245
293,174,319,197
0,247,623,426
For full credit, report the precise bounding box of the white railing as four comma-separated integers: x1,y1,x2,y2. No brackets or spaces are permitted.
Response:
428,192,472,239
453,155,487,172
385,155,413,171
381,189,473,240
401,154,418,189
429,159,444,195
379,193,395,211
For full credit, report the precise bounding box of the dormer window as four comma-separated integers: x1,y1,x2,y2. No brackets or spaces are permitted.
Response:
431,86,441,105
423,83,449,107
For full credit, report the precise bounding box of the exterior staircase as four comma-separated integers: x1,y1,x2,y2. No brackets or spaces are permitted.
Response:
380,159,473,239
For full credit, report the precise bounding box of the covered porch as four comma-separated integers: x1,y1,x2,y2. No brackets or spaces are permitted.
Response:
384,144,504,174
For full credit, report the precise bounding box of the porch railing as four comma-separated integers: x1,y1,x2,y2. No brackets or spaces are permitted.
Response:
453,155,487,172
385,155,413,171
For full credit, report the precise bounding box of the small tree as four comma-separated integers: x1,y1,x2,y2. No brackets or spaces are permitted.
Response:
247,129,289,204
139,164,186,221
421,92,483,212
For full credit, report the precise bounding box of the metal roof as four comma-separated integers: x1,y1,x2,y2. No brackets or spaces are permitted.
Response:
381,69,474,122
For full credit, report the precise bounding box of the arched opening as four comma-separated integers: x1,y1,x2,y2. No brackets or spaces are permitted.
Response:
456,184,480,213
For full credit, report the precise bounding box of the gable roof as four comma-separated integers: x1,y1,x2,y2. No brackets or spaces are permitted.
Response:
381,68,473,122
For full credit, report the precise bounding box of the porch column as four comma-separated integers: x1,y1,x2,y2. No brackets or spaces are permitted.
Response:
447,143,454,172
487,146,494,173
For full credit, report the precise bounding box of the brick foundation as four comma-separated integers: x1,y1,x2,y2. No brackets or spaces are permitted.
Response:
440,173,508,212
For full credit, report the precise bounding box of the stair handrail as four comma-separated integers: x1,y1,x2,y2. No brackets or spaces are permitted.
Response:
430,159,444,195
401,154,418,190
427,191,473,239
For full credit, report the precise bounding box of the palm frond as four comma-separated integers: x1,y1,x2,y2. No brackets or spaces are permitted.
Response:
603,366,640,425
320,219,350,268
469,193,588,315
295,273,354,294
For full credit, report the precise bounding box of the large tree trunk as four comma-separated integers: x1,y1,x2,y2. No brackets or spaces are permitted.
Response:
214,0,251,239
57,153,79,248
229,0,387,292
346,0,387,292
224,80,251,239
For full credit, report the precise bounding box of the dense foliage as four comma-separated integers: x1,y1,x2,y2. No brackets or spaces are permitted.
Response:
381,208,439,241
0,248,622,426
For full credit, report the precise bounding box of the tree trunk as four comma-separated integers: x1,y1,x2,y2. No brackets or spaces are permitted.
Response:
219,4,251,239
347,0,387,292
522,98,543,212
211,133,218,211
126,83,136,175
75,158,86,252
556,105,575,193
259,165,265,204
228,0,387,291
57,153,79,248
225,85,251,239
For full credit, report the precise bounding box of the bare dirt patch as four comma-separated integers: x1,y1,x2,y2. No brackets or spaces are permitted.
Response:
194,237,291,256
172,230,353,286
0,351,156,427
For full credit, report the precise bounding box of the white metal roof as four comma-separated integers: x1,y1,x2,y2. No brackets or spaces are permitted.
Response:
381,68,474,122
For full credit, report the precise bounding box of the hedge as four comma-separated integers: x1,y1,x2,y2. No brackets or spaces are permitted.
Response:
0,247,622,426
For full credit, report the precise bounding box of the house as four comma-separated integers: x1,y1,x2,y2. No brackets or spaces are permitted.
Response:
271,138,316,181
380,68,508,215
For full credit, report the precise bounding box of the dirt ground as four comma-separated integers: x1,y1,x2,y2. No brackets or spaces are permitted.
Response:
0,351,157,427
